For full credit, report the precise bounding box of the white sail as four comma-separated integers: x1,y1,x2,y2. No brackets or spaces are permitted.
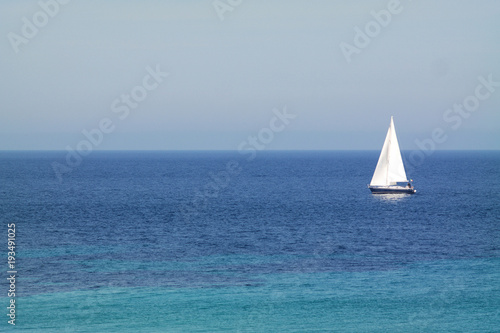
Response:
370,116,408,186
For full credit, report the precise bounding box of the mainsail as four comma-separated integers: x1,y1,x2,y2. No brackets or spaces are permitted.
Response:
370,116,408,186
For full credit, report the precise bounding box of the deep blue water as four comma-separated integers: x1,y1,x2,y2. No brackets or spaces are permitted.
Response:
1,150,499,332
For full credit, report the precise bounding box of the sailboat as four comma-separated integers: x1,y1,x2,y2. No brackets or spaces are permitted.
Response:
368,116,416,194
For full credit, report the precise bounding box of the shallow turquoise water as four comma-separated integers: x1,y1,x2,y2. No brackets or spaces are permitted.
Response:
7,258,499,332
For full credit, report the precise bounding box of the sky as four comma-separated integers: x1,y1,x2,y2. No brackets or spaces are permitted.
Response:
1,0,499,150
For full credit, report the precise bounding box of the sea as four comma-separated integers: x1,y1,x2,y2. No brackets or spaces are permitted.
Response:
1,150,499,332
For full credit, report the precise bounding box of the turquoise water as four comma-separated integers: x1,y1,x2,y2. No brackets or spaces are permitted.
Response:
1,151,499,331
15,258,500,332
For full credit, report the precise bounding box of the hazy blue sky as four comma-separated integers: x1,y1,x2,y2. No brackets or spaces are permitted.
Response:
1,0,499,150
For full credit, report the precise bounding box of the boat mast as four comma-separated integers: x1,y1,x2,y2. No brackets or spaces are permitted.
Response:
386,116,393,185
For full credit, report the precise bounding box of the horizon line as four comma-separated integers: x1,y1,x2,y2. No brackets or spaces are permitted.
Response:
1,149,499,152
